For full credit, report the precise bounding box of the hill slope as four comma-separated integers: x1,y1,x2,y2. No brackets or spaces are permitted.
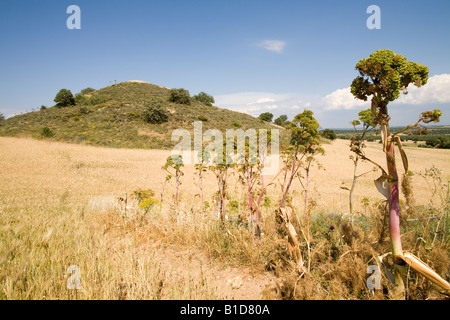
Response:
0,81,286,149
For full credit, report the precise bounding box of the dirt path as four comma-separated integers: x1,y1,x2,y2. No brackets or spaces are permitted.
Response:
149,243,277,299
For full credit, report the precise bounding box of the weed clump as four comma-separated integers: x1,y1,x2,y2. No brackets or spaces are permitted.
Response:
138,197,161,214
132,188,155,203
41,126,54,138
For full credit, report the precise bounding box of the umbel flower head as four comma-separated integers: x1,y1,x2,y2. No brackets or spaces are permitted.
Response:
421,109,442,124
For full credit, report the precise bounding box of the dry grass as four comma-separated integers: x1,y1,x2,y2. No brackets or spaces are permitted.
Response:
0,136,448,300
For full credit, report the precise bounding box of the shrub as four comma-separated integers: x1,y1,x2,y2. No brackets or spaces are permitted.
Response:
0,113,4,121
133,188,156,205
54,89,75,108
425,136,450,149
41,126,54,138
75,93,107,106
321,129,337,140
143,98,169,124
274,115,288,126
75,94,89,105
232,122,241,129
138,197,160,214
80,87,96,95
228,200,239,210
168,88,191,105
133,189,160,214
40,105,47,111
198,115,208,122
194,92,215,106
258,112,273,122
127,112,140,120
79,106,90,115
88,94,107,105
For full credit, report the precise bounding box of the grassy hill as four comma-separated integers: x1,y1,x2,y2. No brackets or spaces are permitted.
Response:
0,81,286,149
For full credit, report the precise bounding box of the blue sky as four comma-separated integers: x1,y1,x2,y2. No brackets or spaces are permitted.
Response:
0,0,449,128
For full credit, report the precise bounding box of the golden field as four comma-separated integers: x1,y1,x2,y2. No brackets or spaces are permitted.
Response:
0,136,448,299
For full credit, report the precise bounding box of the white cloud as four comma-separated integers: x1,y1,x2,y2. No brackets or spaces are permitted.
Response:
210,80,450,129
322,73,450,111
258,40,286,53
322,87,366,110
394,73,450,105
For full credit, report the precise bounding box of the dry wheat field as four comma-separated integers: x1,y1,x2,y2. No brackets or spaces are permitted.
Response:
0,136,449,300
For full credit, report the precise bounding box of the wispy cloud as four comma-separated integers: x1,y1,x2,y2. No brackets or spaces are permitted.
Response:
258,39,286,53
252,97,276,104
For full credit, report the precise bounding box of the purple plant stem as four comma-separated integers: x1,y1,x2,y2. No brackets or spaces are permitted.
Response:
280,141,300,208
386,139,403,256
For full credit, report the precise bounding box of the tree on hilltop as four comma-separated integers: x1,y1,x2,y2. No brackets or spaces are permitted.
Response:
194,92,215,106
54,89,75,108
